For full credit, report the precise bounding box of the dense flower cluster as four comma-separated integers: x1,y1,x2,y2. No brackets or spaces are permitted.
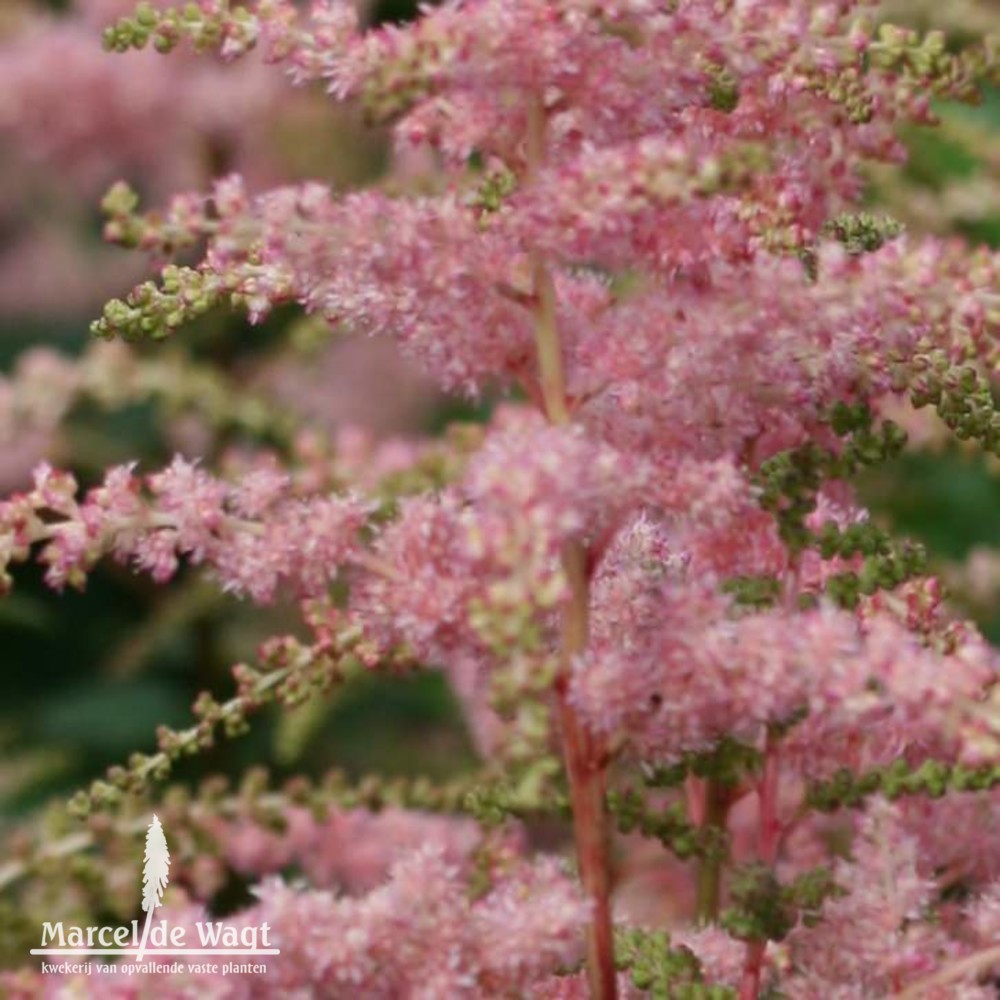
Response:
573,519,996,768
4,845,591,998
780,799,1000,998
2,1,999,998
0,456,368,599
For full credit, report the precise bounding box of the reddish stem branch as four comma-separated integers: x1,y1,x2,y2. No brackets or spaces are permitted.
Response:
739,941,768,1000
893,944,1000,998
560,702,616,998
758,745,782,864
526,91,616,998
556,543,617,999
530,251,617,994
536,307,617,996
739,743,781,1000
693,777,730,924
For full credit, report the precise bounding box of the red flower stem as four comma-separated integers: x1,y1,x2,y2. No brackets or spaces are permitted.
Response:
526,91,616,999
534,253,617,998
694,777,730,924
556,543,617,999
535,259,618,997
739,742,781,1000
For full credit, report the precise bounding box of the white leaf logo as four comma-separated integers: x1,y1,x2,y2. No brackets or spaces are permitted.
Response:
136,814,170,960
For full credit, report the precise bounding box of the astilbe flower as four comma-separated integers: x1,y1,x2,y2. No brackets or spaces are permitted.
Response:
3,1,1000,998
0,456,368,599
206,804,483,893
780,798,994,998
356,408,645,652
4,846,590,998
899,790,1000,887
573,511,997,768
96,171,1000,442
96,3,999,393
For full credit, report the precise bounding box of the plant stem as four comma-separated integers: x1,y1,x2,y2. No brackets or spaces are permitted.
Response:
537,286,617,997
893,944,1000,998
739,743,781,1000
557,542,617,1000
739,942,767,1000
531,252,570,425
534,258,617,997
524,94,569,431
694,778,729,924
526,90,616,999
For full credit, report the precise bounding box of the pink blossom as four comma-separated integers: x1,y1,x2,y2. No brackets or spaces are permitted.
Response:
783,799,988,998
0,457,369,600
5,846,587,996
3,2,999,996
